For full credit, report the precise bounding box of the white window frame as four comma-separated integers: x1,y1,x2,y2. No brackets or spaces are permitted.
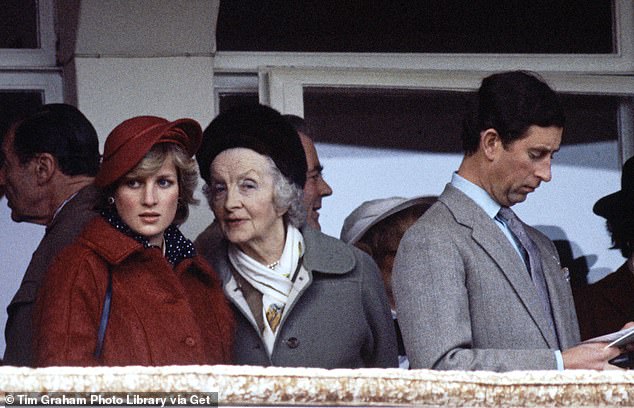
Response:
213,0,634,160
0,71,63,103
212,73,259,116
259,68,634,114
258,67,634,162
0,0,57,68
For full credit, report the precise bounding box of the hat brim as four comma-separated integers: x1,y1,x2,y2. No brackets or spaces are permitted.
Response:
95,118,202,188
346,196,437,244
593,191,625,220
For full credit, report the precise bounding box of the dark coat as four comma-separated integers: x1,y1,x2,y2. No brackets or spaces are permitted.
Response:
574,262,634,340
196,224,398,368
33,217,234,367
3,185,100,366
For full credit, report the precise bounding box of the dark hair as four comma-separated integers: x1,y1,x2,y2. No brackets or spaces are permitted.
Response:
461,71,565,155
197,104,307,188
0,102,43,169
606,218,634,258
282,114,310,136
12,103,100,176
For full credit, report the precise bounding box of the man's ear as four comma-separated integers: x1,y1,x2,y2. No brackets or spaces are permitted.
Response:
33,153,57,185
480,128,501,161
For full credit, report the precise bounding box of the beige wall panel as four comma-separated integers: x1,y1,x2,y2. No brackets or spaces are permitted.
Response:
74,0,218,56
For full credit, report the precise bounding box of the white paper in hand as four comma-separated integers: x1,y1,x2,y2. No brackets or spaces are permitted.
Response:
583,326,634,348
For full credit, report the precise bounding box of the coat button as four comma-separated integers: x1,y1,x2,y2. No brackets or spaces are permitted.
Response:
184,337,196,347
285,337,299,349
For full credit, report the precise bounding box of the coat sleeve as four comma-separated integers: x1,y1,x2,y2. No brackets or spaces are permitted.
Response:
393,217,559,371
32,246,107,367
356,249,399,368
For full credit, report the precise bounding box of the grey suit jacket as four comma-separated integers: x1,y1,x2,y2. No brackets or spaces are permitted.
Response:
393,184,580,371
3,185,100,366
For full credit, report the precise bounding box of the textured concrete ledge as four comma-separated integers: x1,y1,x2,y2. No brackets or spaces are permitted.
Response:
1,365,634,407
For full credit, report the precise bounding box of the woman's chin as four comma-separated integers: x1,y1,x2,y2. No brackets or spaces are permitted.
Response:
224,232,249,246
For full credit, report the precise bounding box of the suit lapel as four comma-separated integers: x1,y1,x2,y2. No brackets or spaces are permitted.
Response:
441,185,559,347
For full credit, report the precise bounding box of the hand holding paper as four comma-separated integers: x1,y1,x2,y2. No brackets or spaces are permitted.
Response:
582,322,634,369
583,323,634,348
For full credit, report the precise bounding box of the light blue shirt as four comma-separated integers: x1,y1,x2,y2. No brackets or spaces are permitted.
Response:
450,173,526,261
450,172,564,370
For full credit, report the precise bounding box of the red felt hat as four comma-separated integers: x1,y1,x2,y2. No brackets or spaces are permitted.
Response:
95,116,202,188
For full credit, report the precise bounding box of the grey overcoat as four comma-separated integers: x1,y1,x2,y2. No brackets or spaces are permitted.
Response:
393,184,580,371
196,225,398,368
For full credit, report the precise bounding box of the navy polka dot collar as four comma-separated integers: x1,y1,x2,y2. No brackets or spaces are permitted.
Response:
100,207,196,266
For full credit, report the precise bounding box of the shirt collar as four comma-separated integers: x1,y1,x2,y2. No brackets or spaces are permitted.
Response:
450,172,501,219
50,191,80,225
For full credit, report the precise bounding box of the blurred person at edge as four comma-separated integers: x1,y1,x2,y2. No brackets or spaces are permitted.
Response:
341,196,438,369
282,114,333,230
32,116,234,366
0,104,101,367
0,120,8,199
574,156,634,341
195,104,397,368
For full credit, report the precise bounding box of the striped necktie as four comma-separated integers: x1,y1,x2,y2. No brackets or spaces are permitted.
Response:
497,207,558,343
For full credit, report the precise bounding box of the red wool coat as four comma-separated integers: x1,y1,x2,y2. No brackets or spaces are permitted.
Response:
33,217,234,367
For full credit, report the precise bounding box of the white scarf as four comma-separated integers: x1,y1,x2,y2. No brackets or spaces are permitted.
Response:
228,225,305,354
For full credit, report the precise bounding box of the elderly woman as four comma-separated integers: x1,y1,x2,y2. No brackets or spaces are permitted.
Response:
33,116,234,366
195,104,397,368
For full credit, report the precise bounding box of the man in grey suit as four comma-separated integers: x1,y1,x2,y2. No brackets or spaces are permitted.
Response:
393,71,623,371
0,104,100,366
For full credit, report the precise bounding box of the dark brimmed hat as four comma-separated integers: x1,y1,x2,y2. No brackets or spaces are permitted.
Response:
197,104,307,189
95,116,202,188
593,156,634,220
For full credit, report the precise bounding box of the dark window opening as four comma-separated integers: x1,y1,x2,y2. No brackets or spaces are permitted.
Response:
218,1,614,54
0,91,43,138
0,0,38,49
218,92,260,114
302,87,620,153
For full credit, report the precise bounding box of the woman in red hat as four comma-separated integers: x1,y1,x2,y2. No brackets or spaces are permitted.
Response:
32,116,234,366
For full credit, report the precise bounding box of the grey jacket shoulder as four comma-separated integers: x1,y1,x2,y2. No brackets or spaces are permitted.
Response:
194,220,225,268
301,226,358,274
